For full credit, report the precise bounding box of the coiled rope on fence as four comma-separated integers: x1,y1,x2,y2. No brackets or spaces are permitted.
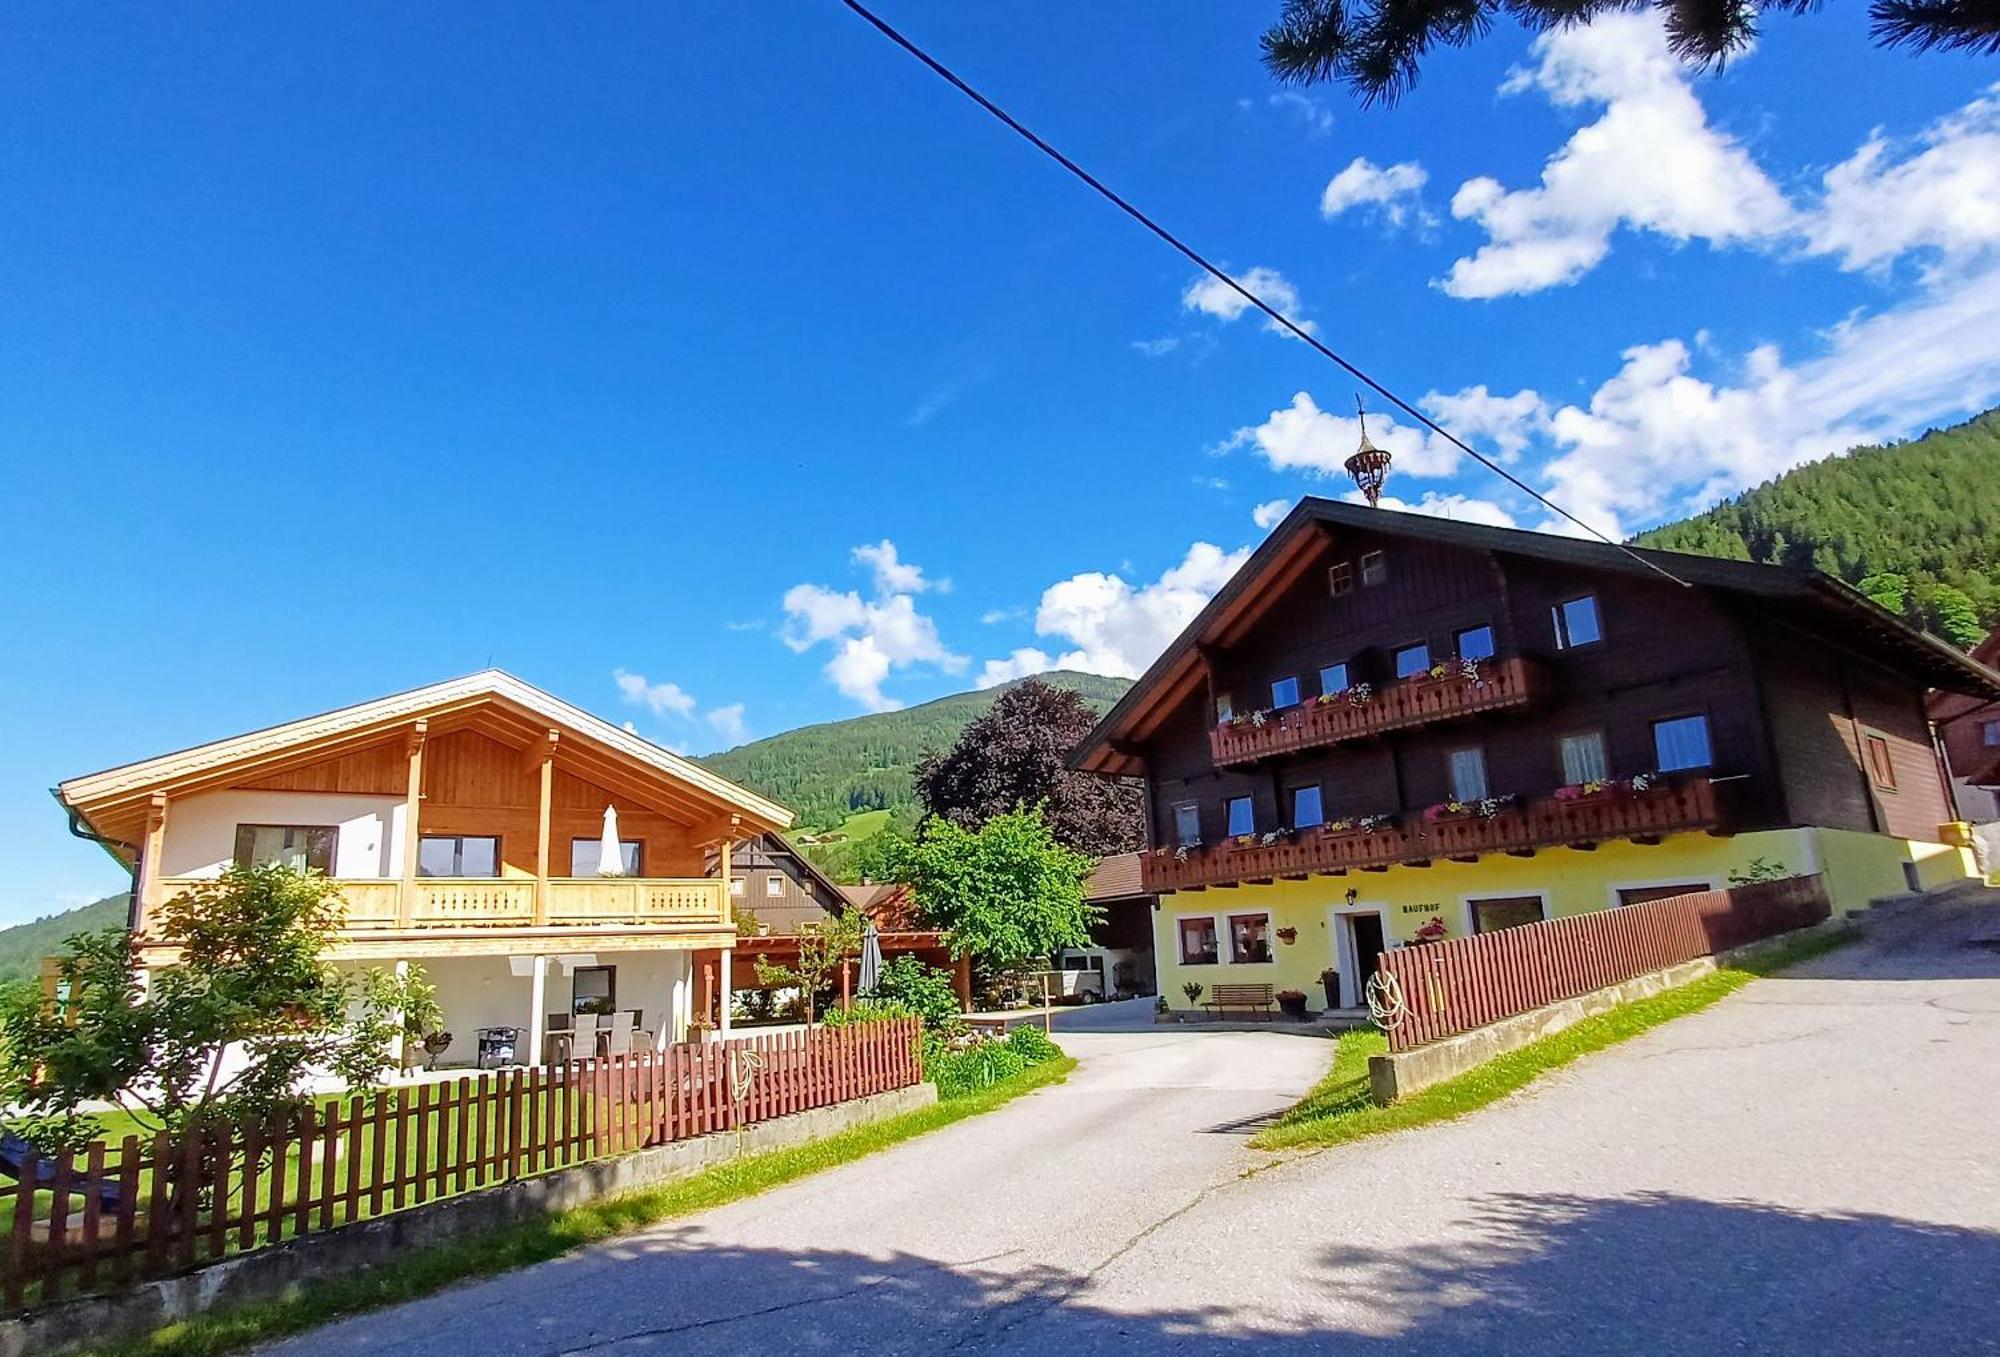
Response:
729,1049,766,1102
1365,968,1408,1031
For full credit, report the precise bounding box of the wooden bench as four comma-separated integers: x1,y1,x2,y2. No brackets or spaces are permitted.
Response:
1203,983,1276,1020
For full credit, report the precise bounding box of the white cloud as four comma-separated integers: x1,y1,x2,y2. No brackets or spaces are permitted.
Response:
1343,490,1519,528
1419,385,1552,462
1803,84,2000,276
1252,498,1292,530
1440,13,1793,298
1224,391,1464,480
1182,266,1316,336
705,703,748,744
782,542,966,712
1010,542,1252,680
1268,90,1335,137
1131,335,1181,357
612,669,696,719
1534,262,2000,536
1320,158,1430,228
979,606,1025,625
976,648,1057,688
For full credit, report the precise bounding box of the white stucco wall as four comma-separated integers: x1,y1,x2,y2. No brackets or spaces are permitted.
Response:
401,950,693,1067
161,789,405,878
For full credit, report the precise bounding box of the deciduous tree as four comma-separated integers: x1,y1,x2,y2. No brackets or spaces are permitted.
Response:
899,808,1099,972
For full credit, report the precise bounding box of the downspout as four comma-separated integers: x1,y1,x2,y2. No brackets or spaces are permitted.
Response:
56,794,142,932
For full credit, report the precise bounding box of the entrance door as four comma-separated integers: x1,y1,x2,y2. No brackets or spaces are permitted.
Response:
1350,913,1386,999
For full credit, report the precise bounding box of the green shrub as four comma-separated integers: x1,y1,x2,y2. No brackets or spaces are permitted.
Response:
863,955,964,1032
818,999,913,1029
1005,1024,1060,1064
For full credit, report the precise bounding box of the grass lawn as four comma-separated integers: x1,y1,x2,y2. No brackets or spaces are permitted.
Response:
1251,927,1856,1152
82,1055,1076,1357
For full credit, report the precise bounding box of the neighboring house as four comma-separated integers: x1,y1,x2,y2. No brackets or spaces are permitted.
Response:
694,836,968,1020
1070,501,2000,1014
1055,853,1158,999
1929,628,2000,824
55,670,791,1065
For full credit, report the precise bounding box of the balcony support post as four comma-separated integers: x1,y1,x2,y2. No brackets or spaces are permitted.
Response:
532,730,557,926
397,721,428,928
137,793,168,936
527,954,548,1068
718,946,733,1038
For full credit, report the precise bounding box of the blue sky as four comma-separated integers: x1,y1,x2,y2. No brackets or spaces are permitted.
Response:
4,2,1997,924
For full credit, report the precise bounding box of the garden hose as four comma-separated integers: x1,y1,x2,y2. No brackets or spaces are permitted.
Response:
1365,969,1408,1030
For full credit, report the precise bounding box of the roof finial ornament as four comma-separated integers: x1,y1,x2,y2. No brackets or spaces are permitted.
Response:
1345,394,1393,507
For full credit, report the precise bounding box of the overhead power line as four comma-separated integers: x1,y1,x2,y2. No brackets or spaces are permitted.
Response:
838,0,1689,588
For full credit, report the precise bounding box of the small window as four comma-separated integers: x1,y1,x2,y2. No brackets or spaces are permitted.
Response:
1225,795,1255,837
1470,896,1544,934
1984,720,2000,747
233,824,337,874
1864,734,1897,791
1228,913,1273,964
765,874,785,897
570,837,643,876
1328,562,1354,597
1292,784,1324,829
572,965,616,1017
1319,661,1350,694
1616,883,1710,907
418,835,500,878
1178,917,1220,966
1393,643,1431,679
730,877,746,897
1360,551,1387,586
1173,802,1202,846
1455,624,1496,663
1215,692,1235,724
1449,747,1490,802
1553,595,1602,649
1271,675,1301,708
1652,715,1713,772
1559,731,1610,784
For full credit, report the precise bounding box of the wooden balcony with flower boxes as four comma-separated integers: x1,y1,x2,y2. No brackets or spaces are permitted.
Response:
150,875,734,961
1139,776,1735,894
1207,655,1552,767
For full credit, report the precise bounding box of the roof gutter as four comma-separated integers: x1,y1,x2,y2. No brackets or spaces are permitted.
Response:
52,789,142,933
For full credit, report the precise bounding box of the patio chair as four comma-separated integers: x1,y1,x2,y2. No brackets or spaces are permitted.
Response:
571,1012,602,1062
606,1010,633,1056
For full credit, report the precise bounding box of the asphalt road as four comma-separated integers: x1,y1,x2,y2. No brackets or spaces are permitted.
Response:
272,894,2000,1355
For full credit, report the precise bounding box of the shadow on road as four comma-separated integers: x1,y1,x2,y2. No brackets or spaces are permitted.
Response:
541,1191,2000,1355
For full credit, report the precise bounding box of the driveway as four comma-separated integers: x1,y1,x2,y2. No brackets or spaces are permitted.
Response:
272,894,2000,1355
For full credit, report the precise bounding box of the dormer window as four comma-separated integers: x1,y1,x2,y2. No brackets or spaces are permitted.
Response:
1328,562,1354,597
1360,551,1387,586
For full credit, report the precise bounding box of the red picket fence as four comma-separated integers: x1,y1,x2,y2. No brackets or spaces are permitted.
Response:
1376,876,1829,1052
2,1017,920,1312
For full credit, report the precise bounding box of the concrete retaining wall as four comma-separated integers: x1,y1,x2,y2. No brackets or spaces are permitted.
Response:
6,1082,938,1357
1366,919,1853,1106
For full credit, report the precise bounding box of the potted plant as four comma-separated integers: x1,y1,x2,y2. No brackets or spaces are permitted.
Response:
1181,981,1204,1009
1275,925,1299,945
1413,917,1450,945
1318,967,1341,1011
1276,989,1309,1019
420,1029,454,1069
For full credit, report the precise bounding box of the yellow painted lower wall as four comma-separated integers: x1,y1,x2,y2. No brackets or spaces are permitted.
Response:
1152,825,1976,1013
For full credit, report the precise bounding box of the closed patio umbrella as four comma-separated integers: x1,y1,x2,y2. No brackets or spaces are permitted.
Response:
595,805,626,876
857,918,883,994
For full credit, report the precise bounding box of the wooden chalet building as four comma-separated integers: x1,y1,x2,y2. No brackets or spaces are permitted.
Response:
1929,627,2000,825
1071,501,2000,1015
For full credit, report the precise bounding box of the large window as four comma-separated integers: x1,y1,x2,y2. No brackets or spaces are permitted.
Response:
1448,747,1490,802
233,824,336,874
1553,595,1602,649
1559,731,1610,784
1173,802,1202,846
1228,913,1273,964
1215,692,1235,724
570,838,642,876
1455,624,1497,663
1225,795,1255,837
1652,715,1713,772
1393,642,1431,679
1319,661,1350,694
571,965,616,1017
1616,882,1710,907
1469,896,1545,934
1271,675,1302,709
417,835,499,878
1178,917,1219,965
1292,784,1324,829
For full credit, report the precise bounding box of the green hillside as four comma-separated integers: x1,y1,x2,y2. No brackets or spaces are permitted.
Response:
1634,410,2000,639
698,670,1133,828
0,892,128,985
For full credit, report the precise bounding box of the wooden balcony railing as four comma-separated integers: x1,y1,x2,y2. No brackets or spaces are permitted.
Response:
156,876,731,935
1207,655,1551,766
1139,777,1732,893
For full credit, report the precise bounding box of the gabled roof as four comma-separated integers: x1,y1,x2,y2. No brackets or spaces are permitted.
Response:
1073,499,2000,777
1085,851,1148,902
1929,628,2000,724
58,669,792,854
